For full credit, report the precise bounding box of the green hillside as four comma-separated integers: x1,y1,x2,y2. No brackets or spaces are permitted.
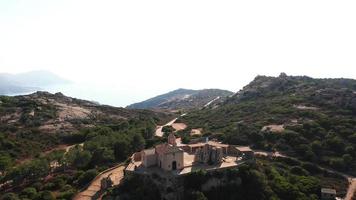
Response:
182,74,356,175
0,92,173,199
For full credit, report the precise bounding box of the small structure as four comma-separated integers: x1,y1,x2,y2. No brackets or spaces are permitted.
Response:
321,188,336,200
235,146,254,160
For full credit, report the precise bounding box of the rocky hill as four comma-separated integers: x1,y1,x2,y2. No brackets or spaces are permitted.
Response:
0,92,174,198
0,91,172,160
127,88,233,111
182,73,356,175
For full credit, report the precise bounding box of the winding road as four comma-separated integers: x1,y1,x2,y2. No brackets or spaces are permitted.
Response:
155,118,178,137
73,165,125,200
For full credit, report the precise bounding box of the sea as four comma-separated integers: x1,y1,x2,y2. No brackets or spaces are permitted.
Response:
4,83,151,108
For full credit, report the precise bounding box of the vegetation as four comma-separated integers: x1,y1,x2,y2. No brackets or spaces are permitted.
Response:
2,75,356,199
104,174,161,200
182,75,356,175
0,92,170,199
0,117,158,199
104,157,347,200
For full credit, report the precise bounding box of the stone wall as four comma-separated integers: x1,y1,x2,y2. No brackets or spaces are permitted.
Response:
160,151,184,171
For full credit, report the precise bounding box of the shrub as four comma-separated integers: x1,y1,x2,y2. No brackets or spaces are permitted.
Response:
37,191,55,200
1,193,20,200
290,166,309,176
20,187,37,199
78,169,98,187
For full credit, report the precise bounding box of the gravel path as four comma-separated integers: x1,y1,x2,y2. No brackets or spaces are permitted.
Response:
155,118,178,137
73,165,125,200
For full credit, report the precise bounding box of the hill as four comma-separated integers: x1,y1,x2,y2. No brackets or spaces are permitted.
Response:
0,92,174,198
0,91,172,162
182,73,356,175
127,88,234,111
0,70,70,95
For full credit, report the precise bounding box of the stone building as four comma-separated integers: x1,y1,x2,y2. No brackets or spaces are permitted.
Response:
128,133,255,175
195,143,223,164
141,133,184,171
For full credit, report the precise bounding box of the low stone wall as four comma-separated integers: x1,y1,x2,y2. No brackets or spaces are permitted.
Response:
180,145,191,153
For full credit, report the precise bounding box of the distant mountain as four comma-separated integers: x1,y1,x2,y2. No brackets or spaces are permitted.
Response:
127,88,234,110
0,70,71,95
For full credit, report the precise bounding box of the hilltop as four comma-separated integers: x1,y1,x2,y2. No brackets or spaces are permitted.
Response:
127,88,233,111
182,73,356,175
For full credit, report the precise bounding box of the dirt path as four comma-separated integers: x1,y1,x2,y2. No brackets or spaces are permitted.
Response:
43,143,84,155
344,178,356,200
16,143,84,166
171,123,187,131
155,118,178,137
204,96,220,107
73,165,125,200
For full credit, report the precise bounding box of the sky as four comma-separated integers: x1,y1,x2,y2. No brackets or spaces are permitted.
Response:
1,0,356,106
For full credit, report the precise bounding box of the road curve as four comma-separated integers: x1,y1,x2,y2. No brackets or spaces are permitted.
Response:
155,118,178,137
73,165,125,200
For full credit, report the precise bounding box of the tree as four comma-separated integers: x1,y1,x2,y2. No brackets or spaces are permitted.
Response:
184,170,207,190
114,138,131,161
311,140,322,155
37,191,55,200
342,154,353,165
90,147,114,165
290,166,309,176
189,191,208,200
141,125,155,139
4,159,49,185
1,193,20,200
0,154,13,171
65,146,92,169
162,126,175,135
329,158,345,170
78,169,98,187
20,187,37,199
131,133,145,152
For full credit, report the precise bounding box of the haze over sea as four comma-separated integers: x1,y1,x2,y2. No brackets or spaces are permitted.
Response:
6,82,154,108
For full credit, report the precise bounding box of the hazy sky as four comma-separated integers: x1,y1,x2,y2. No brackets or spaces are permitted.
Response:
1,0,356,104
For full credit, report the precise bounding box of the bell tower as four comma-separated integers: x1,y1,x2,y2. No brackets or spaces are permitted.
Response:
168,133,177,146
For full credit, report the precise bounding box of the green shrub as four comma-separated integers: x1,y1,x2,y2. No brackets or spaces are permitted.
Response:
37,191,55,200
20,187,37,199
1,193,20,200
78,169,98,187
